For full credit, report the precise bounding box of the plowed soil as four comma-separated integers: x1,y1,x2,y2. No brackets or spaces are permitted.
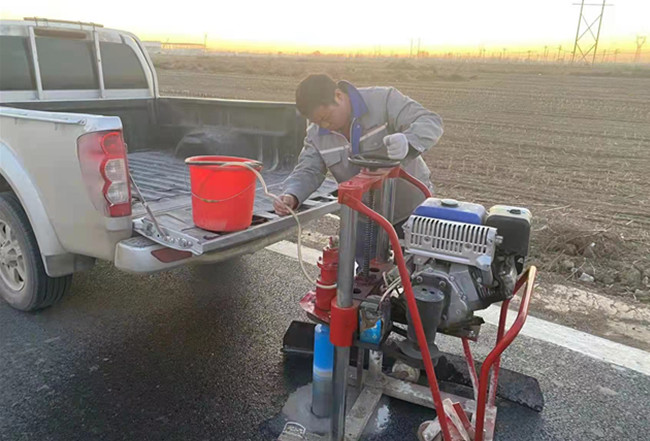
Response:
153,54,650,300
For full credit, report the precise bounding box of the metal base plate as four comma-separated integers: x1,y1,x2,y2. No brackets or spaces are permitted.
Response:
281,321,544,412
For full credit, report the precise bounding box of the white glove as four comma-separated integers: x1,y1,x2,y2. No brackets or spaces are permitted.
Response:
383,133,409,160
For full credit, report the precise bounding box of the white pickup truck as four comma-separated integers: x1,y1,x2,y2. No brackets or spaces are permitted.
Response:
0,18,337,311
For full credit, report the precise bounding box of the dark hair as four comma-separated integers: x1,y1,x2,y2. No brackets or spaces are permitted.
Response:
295,74,338,117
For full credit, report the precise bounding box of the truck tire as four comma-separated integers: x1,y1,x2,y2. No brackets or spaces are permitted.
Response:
0,192,72,311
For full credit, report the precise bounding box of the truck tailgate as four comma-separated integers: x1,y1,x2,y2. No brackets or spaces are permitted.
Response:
128,151,338,255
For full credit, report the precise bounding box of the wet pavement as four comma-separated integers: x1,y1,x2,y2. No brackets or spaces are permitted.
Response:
1,250,649,440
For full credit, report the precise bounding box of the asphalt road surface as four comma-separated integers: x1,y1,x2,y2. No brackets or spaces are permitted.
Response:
1,250,649,440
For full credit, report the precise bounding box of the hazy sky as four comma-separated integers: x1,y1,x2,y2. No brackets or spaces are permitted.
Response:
1,1,648,52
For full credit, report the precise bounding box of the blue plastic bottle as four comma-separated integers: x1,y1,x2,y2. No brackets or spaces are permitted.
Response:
312,324,334,417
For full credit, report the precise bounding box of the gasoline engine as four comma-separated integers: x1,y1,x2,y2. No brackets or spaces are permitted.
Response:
390,198,532,361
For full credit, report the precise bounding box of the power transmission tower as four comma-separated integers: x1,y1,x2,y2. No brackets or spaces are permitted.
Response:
571,1,613,64
635,35,647,63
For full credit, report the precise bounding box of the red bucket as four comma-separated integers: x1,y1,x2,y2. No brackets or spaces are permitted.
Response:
185,156,263,232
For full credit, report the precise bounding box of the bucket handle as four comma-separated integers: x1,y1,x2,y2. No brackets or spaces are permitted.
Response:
185,158,263,169
191,182,256,204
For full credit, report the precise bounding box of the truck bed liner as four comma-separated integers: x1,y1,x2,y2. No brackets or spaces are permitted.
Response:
128,150,339,255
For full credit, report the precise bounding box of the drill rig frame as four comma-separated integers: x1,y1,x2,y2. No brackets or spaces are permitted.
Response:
297,160,538,441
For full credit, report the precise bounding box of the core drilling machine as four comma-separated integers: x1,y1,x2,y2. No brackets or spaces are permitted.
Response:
291,154,538,441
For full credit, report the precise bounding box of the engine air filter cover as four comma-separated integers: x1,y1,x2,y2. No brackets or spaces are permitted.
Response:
486,205,532,256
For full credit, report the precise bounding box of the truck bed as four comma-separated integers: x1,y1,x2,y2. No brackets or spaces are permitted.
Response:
129,150,298,211
128,150,338,255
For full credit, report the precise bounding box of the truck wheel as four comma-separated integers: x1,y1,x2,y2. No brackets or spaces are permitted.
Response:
0,192,72,311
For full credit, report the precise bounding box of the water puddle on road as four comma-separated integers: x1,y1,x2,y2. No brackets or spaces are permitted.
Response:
280,384,329,435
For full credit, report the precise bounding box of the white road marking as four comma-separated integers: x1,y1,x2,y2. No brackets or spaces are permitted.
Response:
266,240,321,266
265,240,650,377
476,306,650,377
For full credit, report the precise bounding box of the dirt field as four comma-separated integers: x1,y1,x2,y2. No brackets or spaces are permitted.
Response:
152,54,650,302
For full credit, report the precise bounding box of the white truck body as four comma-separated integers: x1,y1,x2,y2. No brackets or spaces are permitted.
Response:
0,18,337,310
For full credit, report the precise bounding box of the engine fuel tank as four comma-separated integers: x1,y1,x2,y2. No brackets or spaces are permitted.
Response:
412,198,486,225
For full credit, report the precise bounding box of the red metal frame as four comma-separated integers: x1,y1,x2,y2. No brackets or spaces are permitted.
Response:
473,266,536,441
346,192,453,440
298,249,393,325
329,300,358,347
462,338,480,403
331,166,536,441
398,168,433,198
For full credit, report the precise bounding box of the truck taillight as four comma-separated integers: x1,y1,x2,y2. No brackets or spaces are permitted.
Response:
77,130,132,217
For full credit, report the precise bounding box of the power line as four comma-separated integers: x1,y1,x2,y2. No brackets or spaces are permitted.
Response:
571,0,613,65
635,35,647,63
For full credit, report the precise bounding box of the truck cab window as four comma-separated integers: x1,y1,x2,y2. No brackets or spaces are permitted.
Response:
36,37,98,90
100,41,148,89
0,36,36,91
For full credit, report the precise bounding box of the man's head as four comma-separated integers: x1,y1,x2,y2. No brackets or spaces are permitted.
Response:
295,74,351,132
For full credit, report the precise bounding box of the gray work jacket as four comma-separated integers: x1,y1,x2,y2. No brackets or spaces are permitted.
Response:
283,82,443,222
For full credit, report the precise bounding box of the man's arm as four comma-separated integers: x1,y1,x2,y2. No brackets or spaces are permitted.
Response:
385,88,443,158
281,136,327,206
